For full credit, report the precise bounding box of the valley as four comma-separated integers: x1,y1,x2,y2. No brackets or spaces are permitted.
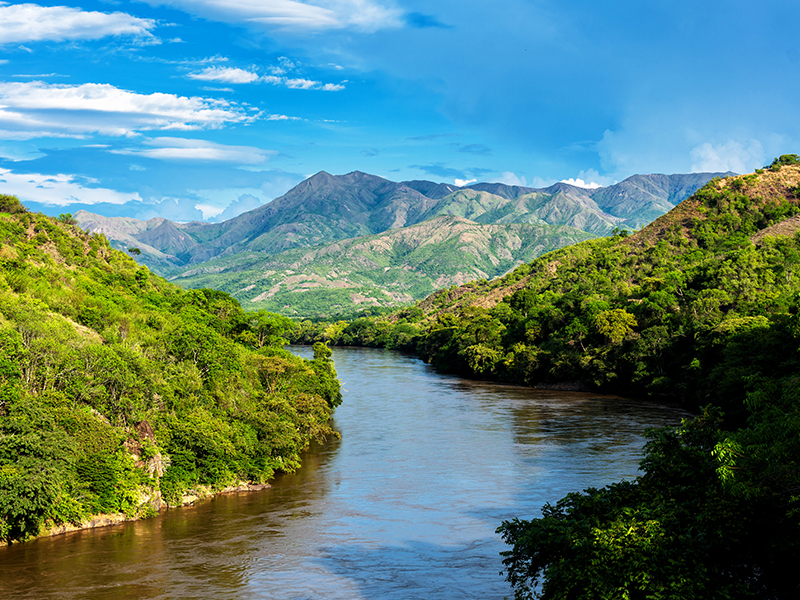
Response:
76,170,730,317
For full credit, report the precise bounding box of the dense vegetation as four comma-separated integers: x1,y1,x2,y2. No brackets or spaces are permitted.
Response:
295,159,800,597
0,195,341,544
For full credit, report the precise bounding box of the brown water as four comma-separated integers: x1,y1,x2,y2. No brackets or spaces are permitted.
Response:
0,346,686,599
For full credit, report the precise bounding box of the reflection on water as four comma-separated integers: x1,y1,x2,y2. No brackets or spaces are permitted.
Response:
0,347,686,599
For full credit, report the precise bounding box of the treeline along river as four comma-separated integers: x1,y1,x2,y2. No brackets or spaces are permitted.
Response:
0,347,685,599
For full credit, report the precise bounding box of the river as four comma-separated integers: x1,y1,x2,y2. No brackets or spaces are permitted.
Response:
0,346,686,599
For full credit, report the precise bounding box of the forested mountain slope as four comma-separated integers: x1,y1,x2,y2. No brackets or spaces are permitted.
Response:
301,157,800,598
0,196,341,544
75,170,728,317
75,171,728,273
171,216,596,318
303,162,800,404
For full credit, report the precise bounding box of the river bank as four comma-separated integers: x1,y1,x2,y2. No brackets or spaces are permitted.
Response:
37,482,272,541
2,347,686,600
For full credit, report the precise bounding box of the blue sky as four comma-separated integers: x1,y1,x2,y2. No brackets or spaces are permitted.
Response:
0,0,798,222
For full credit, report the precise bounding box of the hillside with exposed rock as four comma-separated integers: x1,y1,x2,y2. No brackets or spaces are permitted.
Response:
76,170,730,316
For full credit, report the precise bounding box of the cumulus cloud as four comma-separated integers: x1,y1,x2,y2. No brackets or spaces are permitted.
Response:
690,140,764,173
0,4,157,45
112,137,277,164
209,193,264,221
286,78,319,89
0,167,142,206
135,196,205,222
560,177,602,189
188,66,260,84
0,81,257,138
138,0,401,32
455,178,477,186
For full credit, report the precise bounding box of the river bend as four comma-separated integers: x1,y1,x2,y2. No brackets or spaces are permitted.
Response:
0,346,686,599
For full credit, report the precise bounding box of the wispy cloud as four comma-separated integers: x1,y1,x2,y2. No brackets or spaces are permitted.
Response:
112,137,277,164
138,0,401,32
458,143,491,155
407,133,459,142
411,163,466,179
267,75,345,91
690,140,762,173
188,66,260,84
0,167,142,206
495,172,528,187
405,13,450,29
0,81,258,138
266,114,303,121
12,73,67,78
0,4,157,45
186,61,345,90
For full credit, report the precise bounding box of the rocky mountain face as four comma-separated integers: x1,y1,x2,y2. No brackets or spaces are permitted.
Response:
75,169,731,316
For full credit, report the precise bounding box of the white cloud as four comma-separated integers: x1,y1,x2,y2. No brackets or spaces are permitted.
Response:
209,193,265,221
135,196,205,222
0,128,85,141
138,0,400,32
0,167,142,206
690,140,764,173
0,4,157,45
12,73,64,78
455,178,477,186
0,81,257,138
266,114,303,121
560,177,602,189
113,137,277,164
188,66,260,84
286,78,320,89
195,203,224,219
264,74,344,91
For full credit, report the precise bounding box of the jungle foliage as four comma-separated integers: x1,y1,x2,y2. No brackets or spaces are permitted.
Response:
0,202,341,544
301,160,800,598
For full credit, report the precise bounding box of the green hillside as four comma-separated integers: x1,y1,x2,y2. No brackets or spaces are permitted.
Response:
296,158,800,597
0,196,341,544
75,171,726,318
171,215,596,318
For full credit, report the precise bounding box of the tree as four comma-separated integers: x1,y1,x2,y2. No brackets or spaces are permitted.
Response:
594,308,637,344
248,310,294,348
0,194,26,214
58,213,77,226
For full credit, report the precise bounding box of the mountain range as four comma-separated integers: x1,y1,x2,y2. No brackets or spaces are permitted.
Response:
75,170,732,317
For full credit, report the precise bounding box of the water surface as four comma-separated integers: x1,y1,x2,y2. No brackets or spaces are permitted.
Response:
0,346,686,599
